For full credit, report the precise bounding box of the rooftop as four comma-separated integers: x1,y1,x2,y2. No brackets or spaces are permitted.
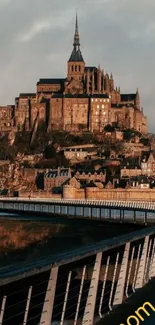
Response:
37,79,66,85
121,94,136,102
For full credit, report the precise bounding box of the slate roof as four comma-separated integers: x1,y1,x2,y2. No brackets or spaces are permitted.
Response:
37,79,66,85
130,176,150,184
111,103,134,108
75,168,106,174
121,94,136,102
44,169,70,178
51,93,109,99
121,157,140,169
85,66,97,72
68,49,84,62
19,93,36,98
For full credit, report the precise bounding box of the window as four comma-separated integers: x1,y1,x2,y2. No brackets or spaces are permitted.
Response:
95,99,98,102
75,65,77,72
100,99,102,102
79,65,81,72
102,104,104,108
103,112,106,115
72,65,74,72
97,105,100,109
91,99,94,102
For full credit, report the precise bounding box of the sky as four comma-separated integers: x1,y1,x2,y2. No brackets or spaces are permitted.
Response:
0,0,154,131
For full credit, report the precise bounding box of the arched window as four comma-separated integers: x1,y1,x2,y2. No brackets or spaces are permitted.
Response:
75,65,77,72
79,65,81,72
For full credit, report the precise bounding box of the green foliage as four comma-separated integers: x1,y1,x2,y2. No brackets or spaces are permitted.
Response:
104,124,115,132
44,145,57,159
140,138,150,146
123,128,141,141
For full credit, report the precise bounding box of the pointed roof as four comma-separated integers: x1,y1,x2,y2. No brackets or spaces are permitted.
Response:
136,87,140,98
68,12,84,62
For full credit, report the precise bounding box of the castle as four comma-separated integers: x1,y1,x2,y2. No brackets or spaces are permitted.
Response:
0,14,147,134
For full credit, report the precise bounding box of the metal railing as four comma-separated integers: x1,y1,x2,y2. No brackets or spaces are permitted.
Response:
0,227,155,324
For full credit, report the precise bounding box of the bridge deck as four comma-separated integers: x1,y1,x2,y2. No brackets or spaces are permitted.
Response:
0,197,155,224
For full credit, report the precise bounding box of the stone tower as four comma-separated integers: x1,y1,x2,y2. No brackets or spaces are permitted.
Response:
67,12,85,81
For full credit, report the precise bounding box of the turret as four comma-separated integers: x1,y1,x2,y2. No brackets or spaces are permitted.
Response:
110,73,114,91
97,65,102,92
105,73,109,92
135,88,140,110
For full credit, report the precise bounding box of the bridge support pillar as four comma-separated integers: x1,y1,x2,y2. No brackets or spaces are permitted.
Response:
120,209,124,222
113,242,130,306
82,252,102,325
0,296,7,325
23,286,32,325
134,210,136,223
109,209,112,221
80,206,84,217
40,266,58,325
144,211,147,224
135,235,149,289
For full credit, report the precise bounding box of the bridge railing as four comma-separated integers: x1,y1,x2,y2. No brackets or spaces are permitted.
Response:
1,197,155,224
0,227,155,324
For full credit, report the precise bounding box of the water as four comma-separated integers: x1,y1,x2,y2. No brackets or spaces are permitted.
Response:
0,211,141,268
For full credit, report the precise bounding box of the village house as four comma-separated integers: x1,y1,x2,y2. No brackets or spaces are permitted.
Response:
74,167,106,183
44,167,72,191
141,151,155,176
63,144,98,161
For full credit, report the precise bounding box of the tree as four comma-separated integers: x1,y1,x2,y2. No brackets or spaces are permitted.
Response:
104,124,114,132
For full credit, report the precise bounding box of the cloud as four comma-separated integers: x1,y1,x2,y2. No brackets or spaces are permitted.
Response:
0,0,154,131
19,21,52,42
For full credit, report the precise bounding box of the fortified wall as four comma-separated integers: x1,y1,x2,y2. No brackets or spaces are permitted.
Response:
63,185,155,201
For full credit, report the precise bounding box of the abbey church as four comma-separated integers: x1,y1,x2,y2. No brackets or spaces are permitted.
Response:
0,14,147,134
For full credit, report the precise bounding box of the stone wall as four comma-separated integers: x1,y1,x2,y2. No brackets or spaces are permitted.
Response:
86,187,155,201
63,185,155,201
19,191,61,199
63,185,85,199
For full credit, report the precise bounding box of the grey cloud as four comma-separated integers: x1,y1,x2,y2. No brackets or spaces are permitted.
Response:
0,0,154,131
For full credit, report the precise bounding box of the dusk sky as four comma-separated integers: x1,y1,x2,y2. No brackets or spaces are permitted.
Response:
0,0,154,131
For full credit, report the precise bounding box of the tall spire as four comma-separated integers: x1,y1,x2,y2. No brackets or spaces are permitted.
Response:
73,11,80,50
68,12,84,62
75,10,78,33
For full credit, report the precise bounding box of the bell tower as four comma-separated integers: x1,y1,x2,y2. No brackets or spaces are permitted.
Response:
67,12,85,81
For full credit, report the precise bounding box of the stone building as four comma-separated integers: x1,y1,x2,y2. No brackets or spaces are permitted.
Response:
44,167,71,191
141,151,155,175
0,13,147,134
0,106,14,131
63,145,98,161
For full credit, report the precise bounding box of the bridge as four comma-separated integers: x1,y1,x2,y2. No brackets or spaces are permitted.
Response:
0,226,155,324
0,197,155,224
1,197,155,323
